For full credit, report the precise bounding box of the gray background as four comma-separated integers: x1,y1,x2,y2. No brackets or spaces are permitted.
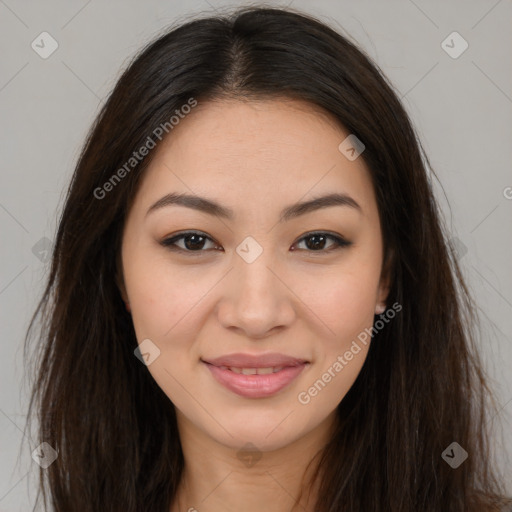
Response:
1,0,511,509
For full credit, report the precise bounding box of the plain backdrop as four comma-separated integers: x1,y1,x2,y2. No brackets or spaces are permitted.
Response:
0,0,511,509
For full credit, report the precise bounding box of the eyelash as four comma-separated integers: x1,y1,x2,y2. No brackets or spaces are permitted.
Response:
160,230,352,255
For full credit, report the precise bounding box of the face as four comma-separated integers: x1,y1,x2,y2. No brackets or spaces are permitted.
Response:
119,98,389,452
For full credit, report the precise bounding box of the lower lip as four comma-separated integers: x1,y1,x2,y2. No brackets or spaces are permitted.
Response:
204,362,308,398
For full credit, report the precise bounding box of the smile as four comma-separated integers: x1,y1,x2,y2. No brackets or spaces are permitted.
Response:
203,361,309,398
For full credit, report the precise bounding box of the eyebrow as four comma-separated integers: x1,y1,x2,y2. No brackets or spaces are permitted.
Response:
146,191,361,222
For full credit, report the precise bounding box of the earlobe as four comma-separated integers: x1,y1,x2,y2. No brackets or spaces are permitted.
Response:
375,303,386,315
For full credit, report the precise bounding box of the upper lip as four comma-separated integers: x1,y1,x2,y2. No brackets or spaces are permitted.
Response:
202,353,309,368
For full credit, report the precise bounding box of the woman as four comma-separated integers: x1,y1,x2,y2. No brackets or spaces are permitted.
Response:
24,5,511,511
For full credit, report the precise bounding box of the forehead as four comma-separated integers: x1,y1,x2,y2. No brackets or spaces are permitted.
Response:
132,98,377,219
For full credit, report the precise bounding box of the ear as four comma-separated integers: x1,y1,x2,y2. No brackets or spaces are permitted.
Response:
115,251,128,303
377,247,394,306
116,270,128,303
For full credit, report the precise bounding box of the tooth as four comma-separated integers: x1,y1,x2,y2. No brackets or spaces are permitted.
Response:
256,367,274,375
227,366,287,374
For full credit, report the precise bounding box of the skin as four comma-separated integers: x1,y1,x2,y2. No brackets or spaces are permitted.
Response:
118,98,390,512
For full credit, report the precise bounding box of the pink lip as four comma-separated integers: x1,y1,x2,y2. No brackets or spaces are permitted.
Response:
203,352,308,368
202,353,309,399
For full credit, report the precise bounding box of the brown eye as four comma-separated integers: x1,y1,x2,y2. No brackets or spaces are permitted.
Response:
292,232,352,252
160,230,351,255
161,232,220,253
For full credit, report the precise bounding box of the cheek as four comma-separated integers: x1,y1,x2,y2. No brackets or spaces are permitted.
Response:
126,254,380,342
123,250,205,343
295,263,380,341
295,270,376,411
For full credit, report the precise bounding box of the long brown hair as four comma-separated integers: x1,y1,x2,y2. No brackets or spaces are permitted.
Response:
24,5,511,511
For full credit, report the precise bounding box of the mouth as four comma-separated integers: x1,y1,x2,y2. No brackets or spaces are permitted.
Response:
202,352,309,368
211,365,292,375
201,353,310,398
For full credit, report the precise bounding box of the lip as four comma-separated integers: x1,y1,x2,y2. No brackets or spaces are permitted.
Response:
202,352,309,368
202,353,309,399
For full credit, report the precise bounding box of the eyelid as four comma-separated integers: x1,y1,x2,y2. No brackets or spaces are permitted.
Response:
293,231,352,251
160,230,352,254
160,230,220,254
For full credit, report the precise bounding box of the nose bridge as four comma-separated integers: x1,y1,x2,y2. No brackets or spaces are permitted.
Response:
234,235,282,305
218,235,294,337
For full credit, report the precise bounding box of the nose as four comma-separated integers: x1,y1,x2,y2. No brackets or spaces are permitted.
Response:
215,246,296,340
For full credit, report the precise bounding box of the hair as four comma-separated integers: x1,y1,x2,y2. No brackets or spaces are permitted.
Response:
23,5,511,512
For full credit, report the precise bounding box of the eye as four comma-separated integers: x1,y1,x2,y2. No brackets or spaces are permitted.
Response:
160,231,221,253
160,230,352,254
292,231,352,252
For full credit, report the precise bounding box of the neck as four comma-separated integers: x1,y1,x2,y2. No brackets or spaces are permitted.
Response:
171,411,336,512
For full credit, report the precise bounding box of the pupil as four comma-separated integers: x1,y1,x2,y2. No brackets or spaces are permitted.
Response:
306,234,326,250
185,234,205,250
183,234,328,251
